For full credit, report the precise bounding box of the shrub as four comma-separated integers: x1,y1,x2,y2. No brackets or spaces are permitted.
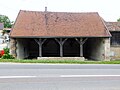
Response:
1,48,14,59
1,54,15,59
3,48,9,54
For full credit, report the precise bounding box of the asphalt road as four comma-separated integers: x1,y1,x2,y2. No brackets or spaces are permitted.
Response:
0,63,120,90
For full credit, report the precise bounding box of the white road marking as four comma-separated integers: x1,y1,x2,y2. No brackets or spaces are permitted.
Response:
60,75,120,77
0,75,120,79
0,76,37,79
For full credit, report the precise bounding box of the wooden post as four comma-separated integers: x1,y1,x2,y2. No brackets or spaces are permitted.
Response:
80,38,83,57
60,38,63,57
39,39,42,57
75,38,88,57
34,38,46,57
55,38,67,57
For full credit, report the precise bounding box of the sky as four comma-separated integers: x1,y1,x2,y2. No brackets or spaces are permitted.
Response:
0,0,119,21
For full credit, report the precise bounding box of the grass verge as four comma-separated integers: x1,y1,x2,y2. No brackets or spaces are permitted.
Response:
0,59,120,64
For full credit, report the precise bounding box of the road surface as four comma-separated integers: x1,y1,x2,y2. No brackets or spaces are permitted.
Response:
0,63,120,90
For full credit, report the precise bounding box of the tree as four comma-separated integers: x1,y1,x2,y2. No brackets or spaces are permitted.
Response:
0,15,13,28
117,18,120,22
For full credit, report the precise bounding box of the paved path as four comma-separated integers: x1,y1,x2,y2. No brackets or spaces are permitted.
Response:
0,63,120,90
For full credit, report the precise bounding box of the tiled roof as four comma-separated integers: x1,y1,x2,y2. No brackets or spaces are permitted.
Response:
0,23,4,30
10,10,111,37
105,22,120,31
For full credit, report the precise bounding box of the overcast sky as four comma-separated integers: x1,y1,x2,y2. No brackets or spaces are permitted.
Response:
0,0,119,21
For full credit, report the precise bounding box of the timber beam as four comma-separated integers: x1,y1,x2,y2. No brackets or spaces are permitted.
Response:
75,38,88,57
55,38,68,57
34,38,47,57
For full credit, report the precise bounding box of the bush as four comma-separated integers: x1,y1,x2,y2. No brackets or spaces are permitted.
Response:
1,48,14,59
1,54,15,59
3,48,9,54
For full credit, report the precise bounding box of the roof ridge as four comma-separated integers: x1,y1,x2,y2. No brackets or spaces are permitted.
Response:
20,10,98,14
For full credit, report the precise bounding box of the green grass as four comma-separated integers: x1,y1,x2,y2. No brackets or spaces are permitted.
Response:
0,59,120,64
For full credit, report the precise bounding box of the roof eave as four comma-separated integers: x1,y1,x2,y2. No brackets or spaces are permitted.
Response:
10,36,111,38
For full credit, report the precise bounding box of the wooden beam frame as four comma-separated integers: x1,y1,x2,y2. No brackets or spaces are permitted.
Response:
75,38,88,57
55,38,67,57
34,38,87,57
34,38,47,57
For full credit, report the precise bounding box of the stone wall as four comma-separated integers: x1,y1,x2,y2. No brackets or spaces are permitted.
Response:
110,46,120,60
88,38,110,61
10,38,17,58
104,38,110,60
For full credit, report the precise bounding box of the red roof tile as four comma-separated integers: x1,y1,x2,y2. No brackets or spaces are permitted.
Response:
10,10,111,37
106,22,120,31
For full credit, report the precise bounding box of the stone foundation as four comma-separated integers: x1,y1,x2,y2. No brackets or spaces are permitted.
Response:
37,57,85,61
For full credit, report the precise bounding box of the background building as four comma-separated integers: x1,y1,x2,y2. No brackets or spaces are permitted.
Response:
0,23,11,50
106,22,120,60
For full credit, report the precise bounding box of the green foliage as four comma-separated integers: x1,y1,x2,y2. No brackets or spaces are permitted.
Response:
3,48,9,54
1,48,14,59
0,15,13,28
117,18,120,22
2,30,8,35
1,54,15,59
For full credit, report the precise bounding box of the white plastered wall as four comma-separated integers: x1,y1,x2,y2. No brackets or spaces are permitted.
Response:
89,38,110,61
16,39,29,59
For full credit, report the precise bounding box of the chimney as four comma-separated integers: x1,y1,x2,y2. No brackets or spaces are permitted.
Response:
45,7,47,12
44,7,48,25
